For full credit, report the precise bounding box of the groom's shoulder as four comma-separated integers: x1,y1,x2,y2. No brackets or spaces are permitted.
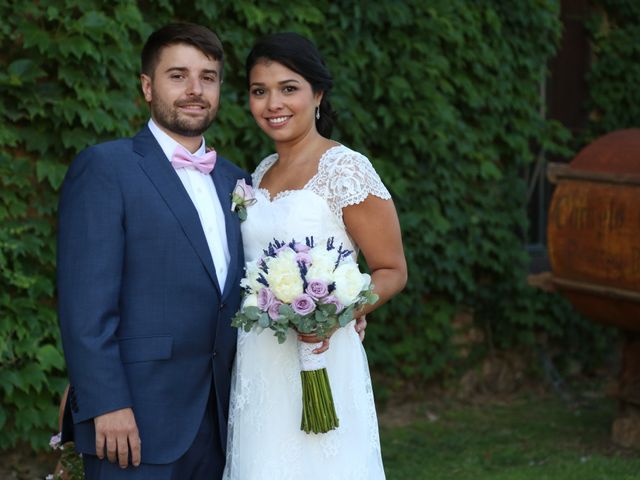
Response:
72,127,153,167
66,135,138,180
79,137,134,158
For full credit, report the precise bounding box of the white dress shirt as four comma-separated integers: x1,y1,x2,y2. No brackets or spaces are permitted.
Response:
148,119,229,290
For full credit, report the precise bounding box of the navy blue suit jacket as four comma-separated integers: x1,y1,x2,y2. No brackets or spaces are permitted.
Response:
57,126,249,464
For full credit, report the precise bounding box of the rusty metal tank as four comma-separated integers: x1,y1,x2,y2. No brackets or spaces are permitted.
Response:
547,129,640,332
547,128,640,449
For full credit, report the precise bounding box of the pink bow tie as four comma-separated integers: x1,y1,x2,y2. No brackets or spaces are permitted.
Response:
171,144,217,175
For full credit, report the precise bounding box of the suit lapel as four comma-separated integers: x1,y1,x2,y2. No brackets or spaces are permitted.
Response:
211,162,241,301
133,127,222,297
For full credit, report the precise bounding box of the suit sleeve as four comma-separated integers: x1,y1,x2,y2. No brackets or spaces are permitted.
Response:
57,147,132,423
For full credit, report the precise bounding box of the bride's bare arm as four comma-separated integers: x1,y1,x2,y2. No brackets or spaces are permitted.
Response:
343,194,407,315
300,194,406,353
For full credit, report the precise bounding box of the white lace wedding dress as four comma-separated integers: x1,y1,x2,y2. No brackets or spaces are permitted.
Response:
223,145,390,480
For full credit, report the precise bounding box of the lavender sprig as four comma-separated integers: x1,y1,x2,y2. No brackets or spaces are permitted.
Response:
257,273,269,287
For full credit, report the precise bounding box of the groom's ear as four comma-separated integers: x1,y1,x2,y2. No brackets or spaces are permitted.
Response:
140,74,153,103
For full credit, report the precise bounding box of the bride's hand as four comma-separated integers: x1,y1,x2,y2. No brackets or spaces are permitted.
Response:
355,314,367,342
298,325,339,354
299,313,368,353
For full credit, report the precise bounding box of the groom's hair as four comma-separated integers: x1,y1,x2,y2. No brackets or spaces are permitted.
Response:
141,23,224,78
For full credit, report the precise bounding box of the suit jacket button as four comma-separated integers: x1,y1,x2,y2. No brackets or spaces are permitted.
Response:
212,350,217,358
219,303,226,310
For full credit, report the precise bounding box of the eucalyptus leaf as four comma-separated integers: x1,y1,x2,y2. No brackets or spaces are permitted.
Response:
338,307,354,328
244,306,260,321
318,303,337,315
279,304,295,317
258,313,270,328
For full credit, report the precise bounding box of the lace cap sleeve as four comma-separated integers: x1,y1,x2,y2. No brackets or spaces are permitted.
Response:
312,146,391,219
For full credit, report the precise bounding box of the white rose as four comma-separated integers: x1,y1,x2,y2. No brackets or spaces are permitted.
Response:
242,293,258,309
265,249,303,303
240,260,263,293
333,262,366,306
306,248,338,283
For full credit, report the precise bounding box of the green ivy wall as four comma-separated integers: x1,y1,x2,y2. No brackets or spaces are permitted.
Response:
0,0,620,449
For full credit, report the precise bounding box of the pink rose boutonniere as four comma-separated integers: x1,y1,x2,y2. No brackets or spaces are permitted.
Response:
231,178,256,221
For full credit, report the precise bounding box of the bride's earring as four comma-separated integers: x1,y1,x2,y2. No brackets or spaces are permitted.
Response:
315,106,320,120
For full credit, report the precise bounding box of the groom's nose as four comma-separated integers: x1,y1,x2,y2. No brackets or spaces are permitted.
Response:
185,75,203,96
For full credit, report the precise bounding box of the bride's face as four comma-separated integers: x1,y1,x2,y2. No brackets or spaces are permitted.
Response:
248,60,322,143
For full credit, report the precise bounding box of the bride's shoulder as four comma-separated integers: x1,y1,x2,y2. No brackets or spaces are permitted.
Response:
319,145,380,178
251,153,278,186
320,145,373,170
315,144,391,205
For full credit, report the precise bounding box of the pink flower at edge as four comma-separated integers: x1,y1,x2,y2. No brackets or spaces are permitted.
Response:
49,432,62,450
268,300,283,320
233,178,255,202
292,294,316,316
257,287,275,311
306,279,329,299
231,179,256,215
320,295,344,314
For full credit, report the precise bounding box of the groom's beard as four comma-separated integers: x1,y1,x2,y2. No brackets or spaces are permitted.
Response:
150,92,217,137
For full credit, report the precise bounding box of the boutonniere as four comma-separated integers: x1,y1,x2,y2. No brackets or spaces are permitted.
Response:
231,179,257,222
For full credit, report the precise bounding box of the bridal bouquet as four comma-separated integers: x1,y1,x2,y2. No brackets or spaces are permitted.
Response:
232,237,378,434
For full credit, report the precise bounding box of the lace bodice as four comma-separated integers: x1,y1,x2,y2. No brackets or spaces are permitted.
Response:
252,145,391,222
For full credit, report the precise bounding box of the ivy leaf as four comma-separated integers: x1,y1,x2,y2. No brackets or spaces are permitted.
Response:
17,364,46,393
480,161,503,180
8,59,45,83
36,344,65,372
36,160,67,189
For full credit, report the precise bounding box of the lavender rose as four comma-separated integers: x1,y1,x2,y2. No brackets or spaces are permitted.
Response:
296,251,313,267
292,294,316,316
257,287,275,311
320,295,344,314
306,279,329,300
268,300,283,320
293,242,311,253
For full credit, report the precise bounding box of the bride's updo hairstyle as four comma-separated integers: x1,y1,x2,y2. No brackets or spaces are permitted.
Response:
246,32,335,137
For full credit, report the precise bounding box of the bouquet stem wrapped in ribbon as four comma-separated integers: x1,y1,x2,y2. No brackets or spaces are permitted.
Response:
232,237,378,434
298,340,339,433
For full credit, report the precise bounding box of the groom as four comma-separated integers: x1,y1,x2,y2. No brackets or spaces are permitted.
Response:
57,23,249,479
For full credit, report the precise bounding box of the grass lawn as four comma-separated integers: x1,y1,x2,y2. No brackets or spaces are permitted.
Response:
2,387,639,479
380,392,640,479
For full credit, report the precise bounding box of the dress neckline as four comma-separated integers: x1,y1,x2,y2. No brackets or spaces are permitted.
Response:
256,145,344,202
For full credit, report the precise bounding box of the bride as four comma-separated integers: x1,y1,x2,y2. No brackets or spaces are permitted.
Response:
223,33,407,480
